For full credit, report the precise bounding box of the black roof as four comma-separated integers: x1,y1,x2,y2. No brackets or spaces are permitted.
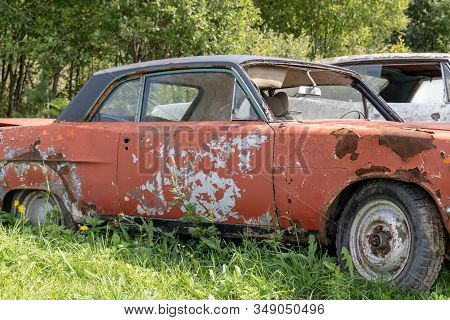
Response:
58,55,360,121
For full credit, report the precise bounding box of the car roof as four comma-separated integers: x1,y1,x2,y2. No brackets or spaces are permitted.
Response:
321,52,450,65
95,54,354,76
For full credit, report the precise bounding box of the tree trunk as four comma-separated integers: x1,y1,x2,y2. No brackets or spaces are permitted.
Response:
51,70,61,99
13,54,25,115
8,68,17,117
68,61,73,100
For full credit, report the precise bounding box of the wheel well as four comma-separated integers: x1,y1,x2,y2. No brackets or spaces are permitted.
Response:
1,188,46,213
324,178,441,244
1,189,17,213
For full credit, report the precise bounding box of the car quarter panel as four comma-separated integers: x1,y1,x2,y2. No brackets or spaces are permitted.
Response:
270,120,450,237
0,122,123,221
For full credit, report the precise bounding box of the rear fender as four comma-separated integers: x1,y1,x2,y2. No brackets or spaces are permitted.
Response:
0,161,83,222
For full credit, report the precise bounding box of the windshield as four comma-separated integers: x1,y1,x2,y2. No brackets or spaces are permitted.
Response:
246,64,386,121
345,63,449,123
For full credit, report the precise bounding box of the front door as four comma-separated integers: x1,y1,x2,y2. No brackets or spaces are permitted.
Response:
117,69,277,226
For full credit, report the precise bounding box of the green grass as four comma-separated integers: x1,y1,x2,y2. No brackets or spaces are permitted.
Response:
0,212,448,300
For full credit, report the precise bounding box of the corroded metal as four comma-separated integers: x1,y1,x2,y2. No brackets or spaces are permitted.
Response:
0,57,449,243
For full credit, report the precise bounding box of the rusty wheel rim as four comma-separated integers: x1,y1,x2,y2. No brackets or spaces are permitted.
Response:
349,199,411,281
23,192,62,226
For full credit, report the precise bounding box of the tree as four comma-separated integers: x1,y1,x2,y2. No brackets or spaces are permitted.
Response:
101,0,309,64
0,0,310,117
255,0,410,58
404,0,449,52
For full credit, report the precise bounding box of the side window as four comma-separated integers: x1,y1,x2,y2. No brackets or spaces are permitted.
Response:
142,71,259,122
92,79,140,122
232,83,258,120
144,82,199,121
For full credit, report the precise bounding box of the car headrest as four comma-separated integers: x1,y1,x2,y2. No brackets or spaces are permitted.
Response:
265,92,289,117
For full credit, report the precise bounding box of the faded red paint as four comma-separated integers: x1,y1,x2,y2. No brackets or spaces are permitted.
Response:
270,119,450,239
1,117,449,241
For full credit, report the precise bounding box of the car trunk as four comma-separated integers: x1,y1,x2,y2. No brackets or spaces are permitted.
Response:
0,118,55,128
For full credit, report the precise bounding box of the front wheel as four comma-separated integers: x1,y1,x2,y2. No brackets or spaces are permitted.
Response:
336,180,445,291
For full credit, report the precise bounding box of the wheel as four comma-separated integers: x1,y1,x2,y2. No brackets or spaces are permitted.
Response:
336,180,445,291
10,189,31,216
12,190,75,229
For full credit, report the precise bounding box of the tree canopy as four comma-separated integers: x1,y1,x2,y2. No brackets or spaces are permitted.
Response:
0,0,448,117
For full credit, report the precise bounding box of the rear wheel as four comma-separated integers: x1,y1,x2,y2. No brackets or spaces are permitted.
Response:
337,180,445,291
11,190,75,229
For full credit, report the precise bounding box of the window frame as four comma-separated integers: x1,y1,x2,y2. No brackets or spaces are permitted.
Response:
441,62,450,104
139,68,264,122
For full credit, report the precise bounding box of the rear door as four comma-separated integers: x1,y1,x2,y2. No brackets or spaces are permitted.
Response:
117,69,277,226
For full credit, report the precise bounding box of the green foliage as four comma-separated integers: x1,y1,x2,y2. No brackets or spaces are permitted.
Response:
404,0,450,52
255,0,410,58
0,0,309,117
0,210,449,299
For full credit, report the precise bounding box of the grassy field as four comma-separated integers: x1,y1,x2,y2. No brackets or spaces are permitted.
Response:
0,211,448,300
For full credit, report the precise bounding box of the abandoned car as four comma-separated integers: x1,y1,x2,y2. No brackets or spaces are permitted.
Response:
0,55,449,291
323,53,450,123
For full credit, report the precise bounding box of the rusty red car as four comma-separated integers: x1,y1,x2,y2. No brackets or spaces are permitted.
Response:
0,55,448,291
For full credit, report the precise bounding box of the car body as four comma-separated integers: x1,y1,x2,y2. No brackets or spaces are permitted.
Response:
0,55,449,290
322,53,450,123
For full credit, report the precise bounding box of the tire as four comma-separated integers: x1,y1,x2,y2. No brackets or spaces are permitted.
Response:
336,180,445,291
10,189,31,216
12,190,75,229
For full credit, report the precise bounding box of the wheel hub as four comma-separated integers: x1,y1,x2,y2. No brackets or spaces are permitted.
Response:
349,199,411,281
368,227,392,257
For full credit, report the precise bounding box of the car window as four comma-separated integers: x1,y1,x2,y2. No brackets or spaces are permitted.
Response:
144,82,199,121
345,63,449,122
92,79,141,122
142,72,255,122
232,83,258,120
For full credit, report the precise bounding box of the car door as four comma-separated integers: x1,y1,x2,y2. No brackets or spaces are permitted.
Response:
117,69,277,226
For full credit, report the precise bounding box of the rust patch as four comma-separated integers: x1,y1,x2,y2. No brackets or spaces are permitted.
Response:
369,226,392,258
81,201,96,215
331,128,360,160
431,113,440,121
355,166,391,176
395,167,431,185
436,190,441,199
378,133,435,161
440,151,446,160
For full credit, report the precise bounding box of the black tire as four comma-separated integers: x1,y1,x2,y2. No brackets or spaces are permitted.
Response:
10,189,31,216
336,180,445,291
12,190,76,229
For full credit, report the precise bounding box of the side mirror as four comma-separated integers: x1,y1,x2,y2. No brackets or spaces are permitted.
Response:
295,86,322,97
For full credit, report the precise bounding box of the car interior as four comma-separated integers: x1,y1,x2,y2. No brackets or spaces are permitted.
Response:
346,62,449,122
245,64,372,121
